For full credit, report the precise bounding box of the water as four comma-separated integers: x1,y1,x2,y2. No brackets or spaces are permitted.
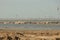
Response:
0,24,60,30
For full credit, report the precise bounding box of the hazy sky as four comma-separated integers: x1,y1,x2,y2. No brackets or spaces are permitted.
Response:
0,0,60,19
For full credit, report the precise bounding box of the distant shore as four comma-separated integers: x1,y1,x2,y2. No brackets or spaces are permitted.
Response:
0,20,60,24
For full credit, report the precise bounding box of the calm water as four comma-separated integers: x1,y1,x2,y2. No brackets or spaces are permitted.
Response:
0,24,60,30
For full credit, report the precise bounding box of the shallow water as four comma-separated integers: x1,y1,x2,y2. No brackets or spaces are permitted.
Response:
0,24,60,30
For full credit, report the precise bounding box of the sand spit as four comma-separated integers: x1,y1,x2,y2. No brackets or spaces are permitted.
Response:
0,30,60,40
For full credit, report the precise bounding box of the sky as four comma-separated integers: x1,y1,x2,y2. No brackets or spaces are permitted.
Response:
0,0,60,19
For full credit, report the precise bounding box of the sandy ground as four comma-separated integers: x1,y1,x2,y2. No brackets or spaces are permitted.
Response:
0,29,60,40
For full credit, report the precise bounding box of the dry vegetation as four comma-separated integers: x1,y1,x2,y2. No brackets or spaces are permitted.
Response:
0,30,60,40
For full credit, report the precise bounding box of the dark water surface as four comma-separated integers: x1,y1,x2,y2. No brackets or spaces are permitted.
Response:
0,24,60,30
